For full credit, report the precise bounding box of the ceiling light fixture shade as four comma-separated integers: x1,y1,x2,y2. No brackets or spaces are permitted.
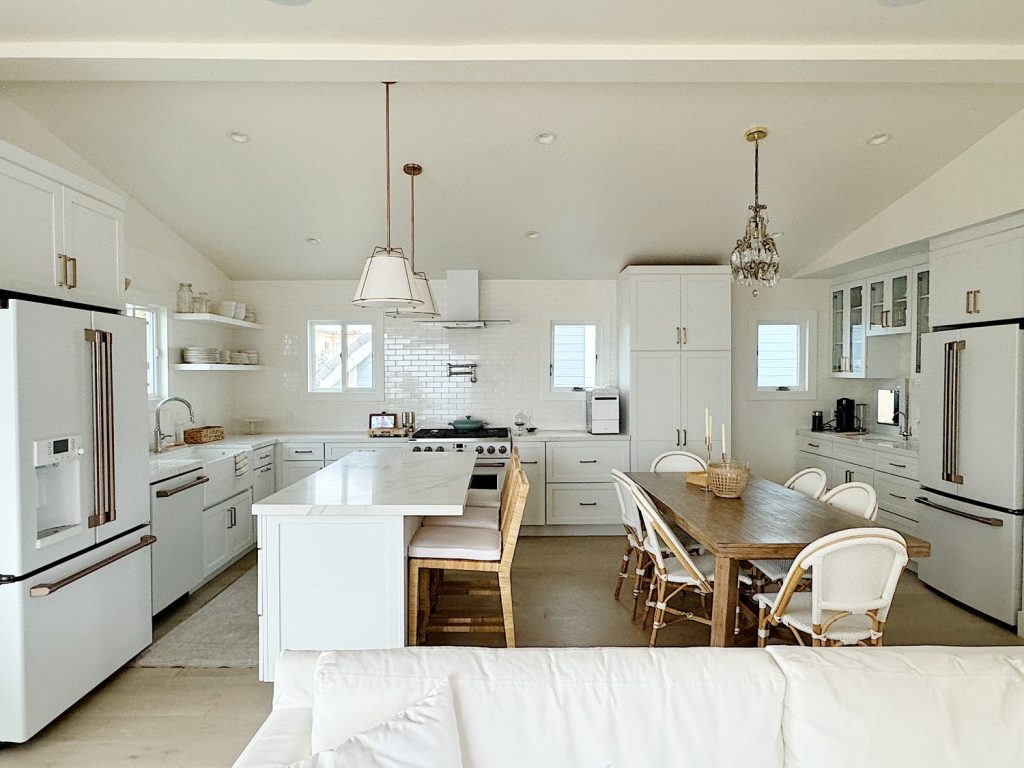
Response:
352,82,421,309
730,126,781,289
388,163,439,318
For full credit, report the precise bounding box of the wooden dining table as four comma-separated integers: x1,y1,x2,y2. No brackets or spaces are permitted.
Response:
626,472,932,647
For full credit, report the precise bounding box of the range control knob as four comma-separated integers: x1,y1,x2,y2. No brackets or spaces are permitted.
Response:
435,446,445,452
486,445,496,454
475,445,485,454
498,445,507,454
424,446,434,452
412,446,422,452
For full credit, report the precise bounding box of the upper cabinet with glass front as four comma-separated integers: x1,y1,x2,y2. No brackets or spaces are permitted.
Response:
867,269,912,336
831,280,867,377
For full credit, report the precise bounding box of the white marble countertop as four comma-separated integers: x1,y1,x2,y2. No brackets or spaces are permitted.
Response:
252,450,476,517
795,429,919,456
512,430,629,442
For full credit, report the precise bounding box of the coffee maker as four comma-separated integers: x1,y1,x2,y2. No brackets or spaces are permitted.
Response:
835,397,856,432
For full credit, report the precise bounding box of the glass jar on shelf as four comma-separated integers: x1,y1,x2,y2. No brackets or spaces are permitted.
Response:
176,282,194,313
194,291,210,314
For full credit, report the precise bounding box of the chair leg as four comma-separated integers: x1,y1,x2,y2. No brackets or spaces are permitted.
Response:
757,602,768,648
641,575,656,629
613,540,633,600
498,571,516,648
419,568,433,645
631,550,647,621
407,563,421,646
649,579,667,648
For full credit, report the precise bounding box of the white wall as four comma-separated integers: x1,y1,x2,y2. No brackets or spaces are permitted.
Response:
231,278,616,432
0,92,236,435
800,107,1024,277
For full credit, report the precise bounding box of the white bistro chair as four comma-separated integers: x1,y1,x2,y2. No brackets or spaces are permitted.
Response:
748,467,830,586
821,481,878,521
610,469,648,619
650,451,708,473
631,484,751,647
755,528,909,647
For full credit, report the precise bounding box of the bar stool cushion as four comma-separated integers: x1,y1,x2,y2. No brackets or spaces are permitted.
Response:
409,525,501,561
421,506,499,530
465,489,500,508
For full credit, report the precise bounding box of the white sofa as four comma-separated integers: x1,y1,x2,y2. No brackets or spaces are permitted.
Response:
234,646,1024,768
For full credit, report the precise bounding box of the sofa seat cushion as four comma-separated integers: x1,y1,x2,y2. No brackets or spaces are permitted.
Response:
408,525,500,561
767,646,1024,768
310,647,786,768
465,489,499,508
421,506,499,530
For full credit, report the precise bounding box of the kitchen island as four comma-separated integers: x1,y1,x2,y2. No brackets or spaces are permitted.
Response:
253,450,475,681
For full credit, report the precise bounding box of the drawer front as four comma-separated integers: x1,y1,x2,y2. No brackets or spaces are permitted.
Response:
797,437,832,457
876,507,920,538
545,483,621,525
873,452,919,481
832,442,874,468
281,442,325,461
546,442,629,482
874,474,918,521
831,461,874,489
253,446,275,468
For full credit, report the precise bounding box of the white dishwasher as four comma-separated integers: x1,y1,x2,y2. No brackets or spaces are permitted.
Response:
150,468,208,614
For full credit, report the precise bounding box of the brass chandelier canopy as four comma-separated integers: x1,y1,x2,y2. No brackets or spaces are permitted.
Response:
730,126,781,289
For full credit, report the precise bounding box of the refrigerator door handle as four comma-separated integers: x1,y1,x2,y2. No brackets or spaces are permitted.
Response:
85,328,118,527
941,339,965,485
914,496,1003,528
29,535,157,597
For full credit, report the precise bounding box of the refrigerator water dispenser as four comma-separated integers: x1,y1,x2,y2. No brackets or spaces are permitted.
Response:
33,435,85,544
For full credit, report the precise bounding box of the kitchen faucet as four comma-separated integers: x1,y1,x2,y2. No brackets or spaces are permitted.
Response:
153,396,196,453
897,409,913,441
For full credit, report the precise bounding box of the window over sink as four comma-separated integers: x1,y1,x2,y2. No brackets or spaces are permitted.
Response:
551,323,598,391
307,320,384,400
125,303,166,400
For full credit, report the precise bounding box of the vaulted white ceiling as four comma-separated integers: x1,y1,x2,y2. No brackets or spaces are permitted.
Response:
2,1,1023,281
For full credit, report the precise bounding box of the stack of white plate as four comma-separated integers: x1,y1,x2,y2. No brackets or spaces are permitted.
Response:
182,346,220,364
229,352,249,365
233,302,247,320
243,307,256,323
218,350,231,364
245,350,260,364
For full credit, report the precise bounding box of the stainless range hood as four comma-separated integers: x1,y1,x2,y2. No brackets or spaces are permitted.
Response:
417,269,509,329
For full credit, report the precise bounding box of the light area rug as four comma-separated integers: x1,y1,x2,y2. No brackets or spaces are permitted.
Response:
135,567,258,668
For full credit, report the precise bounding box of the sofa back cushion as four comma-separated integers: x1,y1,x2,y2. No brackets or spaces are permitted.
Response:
767,646,1024,768
311,646,786,768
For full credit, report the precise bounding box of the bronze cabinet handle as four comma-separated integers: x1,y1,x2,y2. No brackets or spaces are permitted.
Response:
57,254,69,287
973,290,980,314
68,256,78,288
578,502,598,506
681,327,688,345
914,496,1002,527
155,475,210,497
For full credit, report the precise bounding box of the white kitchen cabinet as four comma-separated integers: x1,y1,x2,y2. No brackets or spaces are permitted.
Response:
0,141,124,309
203,489,253,579
227,490,254,560
61,188,123,308
794,450,836,483
626,268,731,352
547,441,630,483
912,266,930,375
517,444,546,526
253,463,275,502
0,157,64,302
279,459,324,489
867,269,912,336
830,280,866,375
930,219,1024,327
545,482,621,525
831,460,874,490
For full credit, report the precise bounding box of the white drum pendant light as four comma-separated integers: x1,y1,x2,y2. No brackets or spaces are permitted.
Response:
388,163,439,318
352,82,421,309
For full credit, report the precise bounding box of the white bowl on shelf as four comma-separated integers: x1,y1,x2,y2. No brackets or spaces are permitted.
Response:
216,301,236,317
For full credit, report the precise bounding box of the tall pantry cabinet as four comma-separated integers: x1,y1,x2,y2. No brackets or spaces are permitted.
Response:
618,266,732,472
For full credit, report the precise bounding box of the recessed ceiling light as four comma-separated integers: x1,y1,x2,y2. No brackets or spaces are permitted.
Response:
877,0,925,6
227,131,250,144
867,132,891,146
534,132,556,145
525,231,541,239
305,237,322,244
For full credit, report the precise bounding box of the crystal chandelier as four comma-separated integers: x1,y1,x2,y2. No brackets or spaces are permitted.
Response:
352,82,422,309
386,163,439,318
731,126,781,289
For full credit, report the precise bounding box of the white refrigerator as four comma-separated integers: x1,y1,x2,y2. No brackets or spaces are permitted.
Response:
0,298,153,743
917,323,1024,626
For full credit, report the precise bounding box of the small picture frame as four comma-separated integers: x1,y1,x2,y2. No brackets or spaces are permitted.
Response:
369,412,397,430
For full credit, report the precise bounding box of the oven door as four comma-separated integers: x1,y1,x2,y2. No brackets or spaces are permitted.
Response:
472,457,508,491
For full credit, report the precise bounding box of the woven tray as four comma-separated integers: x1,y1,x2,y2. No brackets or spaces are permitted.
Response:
183,426,225,444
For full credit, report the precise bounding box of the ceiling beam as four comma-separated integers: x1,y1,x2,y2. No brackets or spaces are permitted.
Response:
3,43,1024,83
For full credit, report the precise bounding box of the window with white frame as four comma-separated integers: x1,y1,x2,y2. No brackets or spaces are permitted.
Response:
753,311,815,398
551,323,598,391
308,321,377,394
125,303,166,399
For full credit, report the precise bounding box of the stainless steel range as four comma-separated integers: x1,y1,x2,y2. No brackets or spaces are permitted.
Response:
410,427,511,490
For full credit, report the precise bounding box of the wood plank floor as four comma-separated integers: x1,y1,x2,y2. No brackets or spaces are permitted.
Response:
1,537,1020,767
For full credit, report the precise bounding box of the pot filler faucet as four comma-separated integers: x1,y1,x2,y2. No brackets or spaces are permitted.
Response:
153,396,196,453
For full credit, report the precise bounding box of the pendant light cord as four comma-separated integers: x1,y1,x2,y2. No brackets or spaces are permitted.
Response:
753,138,760,213
384,82,392,251
410,168,416,271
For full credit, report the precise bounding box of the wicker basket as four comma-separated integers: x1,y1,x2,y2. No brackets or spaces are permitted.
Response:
183,426,225,444
706,462,750,499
